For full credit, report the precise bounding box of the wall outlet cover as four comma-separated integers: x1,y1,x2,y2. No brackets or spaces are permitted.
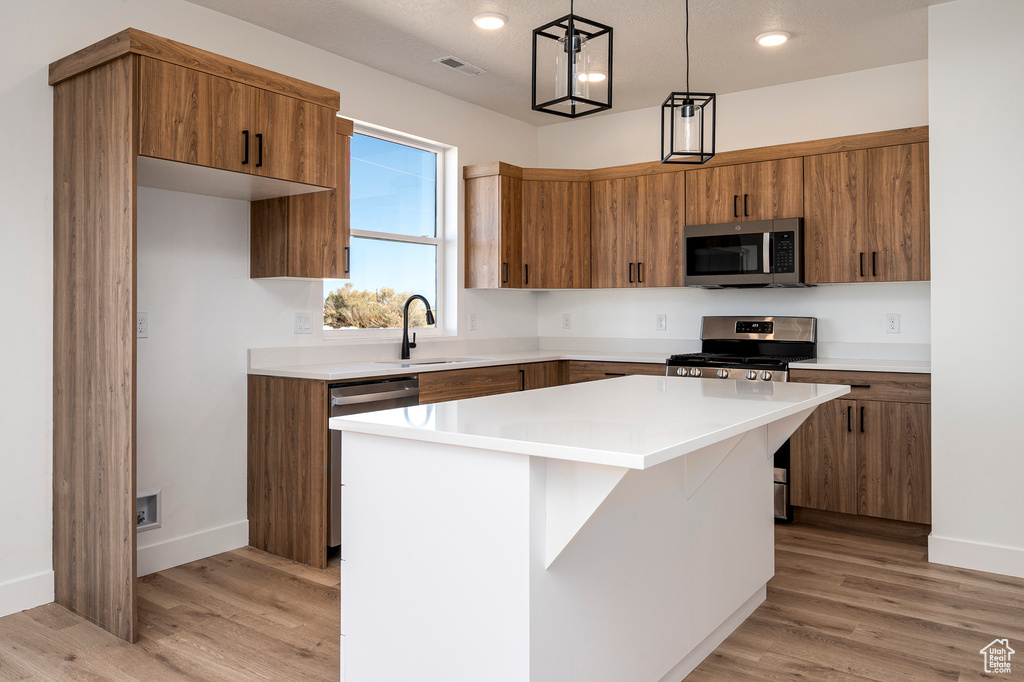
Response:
885,313,901,334
294,312,313,334
469,312,477,331
656,314,667,332
137,312,149,338
562,313,571,329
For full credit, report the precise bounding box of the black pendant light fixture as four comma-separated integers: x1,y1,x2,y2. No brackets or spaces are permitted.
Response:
661,0,716,164
532,0,613,118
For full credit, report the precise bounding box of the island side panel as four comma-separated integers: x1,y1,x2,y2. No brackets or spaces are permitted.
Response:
529,427,775,682
340,432,531,682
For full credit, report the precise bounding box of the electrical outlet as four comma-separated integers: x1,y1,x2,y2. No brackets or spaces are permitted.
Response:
136,489,161,532
136,312,149,338
294,312,313,334
885,313,901,334
656,314,667,332
562,313,572,329
469,312,477,331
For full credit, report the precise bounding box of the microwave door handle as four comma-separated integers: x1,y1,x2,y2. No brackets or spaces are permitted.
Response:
763,232,771,274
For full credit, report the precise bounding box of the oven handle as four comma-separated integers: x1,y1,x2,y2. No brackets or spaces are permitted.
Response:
763,233,771,274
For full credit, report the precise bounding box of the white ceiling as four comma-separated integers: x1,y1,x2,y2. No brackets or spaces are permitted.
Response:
184,0,950,127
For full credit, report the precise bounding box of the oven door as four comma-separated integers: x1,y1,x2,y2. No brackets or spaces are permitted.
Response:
684,220,774,287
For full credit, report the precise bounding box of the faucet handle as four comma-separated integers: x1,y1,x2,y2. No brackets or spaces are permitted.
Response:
409,332,417,349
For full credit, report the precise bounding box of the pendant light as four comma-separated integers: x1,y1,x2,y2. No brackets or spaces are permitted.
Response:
661,0,716,164
532,0,613,118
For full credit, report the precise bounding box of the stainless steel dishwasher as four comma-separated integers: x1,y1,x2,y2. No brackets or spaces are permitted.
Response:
329,375,419,547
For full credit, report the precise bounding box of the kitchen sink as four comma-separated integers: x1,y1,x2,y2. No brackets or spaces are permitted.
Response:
375,356,494,367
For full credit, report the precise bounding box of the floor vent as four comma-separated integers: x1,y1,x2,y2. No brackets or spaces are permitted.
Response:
433,55,486,76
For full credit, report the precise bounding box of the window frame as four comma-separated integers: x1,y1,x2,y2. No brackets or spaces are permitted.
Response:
323,123,447,340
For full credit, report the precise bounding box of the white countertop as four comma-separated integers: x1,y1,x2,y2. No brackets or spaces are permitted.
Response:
790,357,931,373
249,349,671,381
330,375,850,469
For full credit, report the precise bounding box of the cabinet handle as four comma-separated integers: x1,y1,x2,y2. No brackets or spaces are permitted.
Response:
733,195,739,218
637,262,644,283
859,252,865,277
847,406,852,433
743,194,750,217
344,246,350,274
872,251,878,277
604,373,626,377
255,133,263,167
502,262,509,284
524,263,529,286
242,130,250,165
519,368,525,391
628,262,634,283
860,406,865,433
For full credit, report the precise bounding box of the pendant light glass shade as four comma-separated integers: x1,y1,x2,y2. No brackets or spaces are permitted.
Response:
661,0,715,164
532,2,612,118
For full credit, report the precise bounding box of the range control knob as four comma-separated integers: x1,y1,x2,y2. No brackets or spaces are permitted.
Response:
676,367,684,376
689,367,702,377
761,371,773,381
745,370,757,380
716,369,729,379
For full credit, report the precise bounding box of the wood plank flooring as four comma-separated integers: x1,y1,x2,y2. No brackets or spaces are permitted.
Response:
1,525,1022,680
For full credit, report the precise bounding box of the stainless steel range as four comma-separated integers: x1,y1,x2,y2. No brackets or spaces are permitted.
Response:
666,316,816,383
666,315,818,523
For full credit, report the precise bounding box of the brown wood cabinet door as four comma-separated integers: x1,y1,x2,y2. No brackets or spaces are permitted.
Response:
868,143,930,282
138,57,252,172
591,177,639,288
418,365,524,404
521,362,563,390
790,399,858,514
637,173,685,287
567,361,664,383
803,150,873,283
857,401,931,523
685,163,745,224
331,128,352,279
522,180,591,289
255,89,336,188
466,174,523,288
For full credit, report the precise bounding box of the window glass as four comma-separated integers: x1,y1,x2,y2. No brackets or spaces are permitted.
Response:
324,131,443,332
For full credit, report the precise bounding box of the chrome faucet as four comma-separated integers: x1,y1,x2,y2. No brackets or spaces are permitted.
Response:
401,294,436,360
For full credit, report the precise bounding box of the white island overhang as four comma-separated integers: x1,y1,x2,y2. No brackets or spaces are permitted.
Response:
331,375,849,682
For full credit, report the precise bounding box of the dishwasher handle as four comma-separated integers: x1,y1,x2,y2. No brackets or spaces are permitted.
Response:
331,388,416,407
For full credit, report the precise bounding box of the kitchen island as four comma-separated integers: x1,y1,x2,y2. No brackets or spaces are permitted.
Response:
331,375,849,682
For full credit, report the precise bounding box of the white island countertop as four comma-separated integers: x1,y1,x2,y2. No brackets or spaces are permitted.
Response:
330,374,850,470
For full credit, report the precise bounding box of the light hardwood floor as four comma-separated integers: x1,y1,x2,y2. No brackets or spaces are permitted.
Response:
2,525,1021,681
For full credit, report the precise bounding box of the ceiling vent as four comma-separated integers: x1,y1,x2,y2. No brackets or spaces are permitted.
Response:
433,55,486,76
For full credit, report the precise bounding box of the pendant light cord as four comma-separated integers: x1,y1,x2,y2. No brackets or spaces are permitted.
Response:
685,0,690,95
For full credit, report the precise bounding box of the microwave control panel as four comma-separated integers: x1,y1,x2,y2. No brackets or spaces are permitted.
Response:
773,231,796,273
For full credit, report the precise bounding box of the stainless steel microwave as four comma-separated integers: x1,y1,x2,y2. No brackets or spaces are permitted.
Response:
683,218,807,288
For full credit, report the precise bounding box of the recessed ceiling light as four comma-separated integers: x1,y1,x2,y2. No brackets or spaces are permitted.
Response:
473,13,507,30
756,31,791,47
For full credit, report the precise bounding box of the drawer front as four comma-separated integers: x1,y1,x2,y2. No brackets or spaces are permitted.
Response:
418,365,523,404
789,369,930,403
567,361,665,384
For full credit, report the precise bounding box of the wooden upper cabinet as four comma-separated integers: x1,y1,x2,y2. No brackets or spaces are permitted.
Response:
685,158,803,225
591,173,685,288
868,143,930,282
804,143,929,284
591,176,639,288
254,89,336,187
251,117,353,279
522,179,592,289
465,170,523,288
137,56,335,188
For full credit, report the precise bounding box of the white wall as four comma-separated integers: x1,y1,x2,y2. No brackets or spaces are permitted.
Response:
928,0,1024,578
0,0,540,614
535,62,931,355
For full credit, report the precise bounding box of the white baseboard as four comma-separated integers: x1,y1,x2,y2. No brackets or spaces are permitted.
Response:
0,570,54,618
137,520,249,577
929,533,1024,579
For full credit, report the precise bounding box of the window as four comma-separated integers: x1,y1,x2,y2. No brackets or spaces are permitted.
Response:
323,128,444,334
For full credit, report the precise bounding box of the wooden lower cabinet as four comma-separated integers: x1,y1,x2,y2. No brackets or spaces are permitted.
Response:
566,360,665,384
419,364,523,404
789,370,931,524
522,361,564,390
